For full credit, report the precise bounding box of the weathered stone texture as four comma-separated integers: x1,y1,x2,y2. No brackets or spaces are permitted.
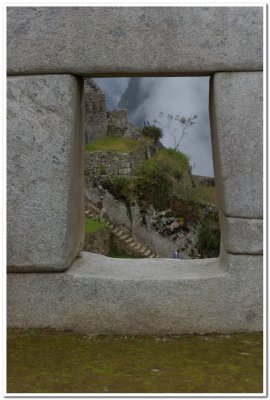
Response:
7,251,263,334
7,7,263,75
219,212,263,255
210,72,263,219
7,75,84,271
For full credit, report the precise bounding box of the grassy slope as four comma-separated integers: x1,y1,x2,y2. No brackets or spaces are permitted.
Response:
85,217,106,235
85,137,144,153
7,329,263,394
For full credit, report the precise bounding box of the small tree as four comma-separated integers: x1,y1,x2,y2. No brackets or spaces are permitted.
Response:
154,112,197,151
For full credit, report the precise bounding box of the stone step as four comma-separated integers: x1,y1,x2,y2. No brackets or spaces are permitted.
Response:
85,210,158,258
124,238,134,245
115,231,128,238
117,232,127,239
133,244,143,251
118,234,130,241
138,244,150,253
144,249,152,257
112,228,121,235
128,242,137,248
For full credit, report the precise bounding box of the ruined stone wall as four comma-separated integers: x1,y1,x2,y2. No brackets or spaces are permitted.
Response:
107,109,128,136
84,147,146,178
84,82,140,142
84,78,108,143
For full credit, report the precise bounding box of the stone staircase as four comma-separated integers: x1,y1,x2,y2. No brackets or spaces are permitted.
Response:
85,208,159,258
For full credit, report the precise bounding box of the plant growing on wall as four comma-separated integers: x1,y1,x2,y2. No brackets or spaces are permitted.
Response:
197,211,220,258
141,124,163,144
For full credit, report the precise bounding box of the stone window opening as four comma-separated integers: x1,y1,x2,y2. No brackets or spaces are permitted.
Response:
83,76,221,261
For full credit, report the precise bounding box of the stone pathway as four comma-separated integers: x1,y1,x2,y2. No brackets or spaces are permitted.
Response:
85,208,159,258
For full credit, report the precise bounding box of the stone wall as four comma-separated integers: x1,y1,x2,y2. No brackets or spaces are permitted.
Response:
84,147,146,178
107,109,128,136
192,175,215,187
84,228,112,256
7,7,263,335
84,78,108,143
84,81,140,142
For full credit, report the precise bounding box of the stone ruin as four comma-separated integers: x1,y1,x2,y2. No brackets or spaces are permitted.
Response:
84,78,108,143
85,78,140,143
7,7,263,335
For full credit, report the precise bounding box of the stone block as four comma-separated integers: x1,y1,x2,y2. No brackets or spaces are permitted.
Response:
7,75,84,271
210,72,263,218
7,7,262,75
7,251,263,334
219,212,263,255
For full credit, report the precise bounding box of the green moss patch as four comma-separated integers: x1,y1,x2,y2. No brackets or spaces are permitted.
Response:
85,217,106,234
190,185,218,205
85,137,144,153
7,329,263,394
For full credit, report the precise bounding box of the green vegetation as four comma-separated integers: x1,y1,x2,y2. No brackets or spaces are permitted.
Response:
141,124,163,143
85,217,106,235
191,185,217,205
102,176,134,206
197,211,221,258
98,164,106,175
102,148,194,211
88,145,220,258
134,148,193,210
7,328,263,393
85,136,144,153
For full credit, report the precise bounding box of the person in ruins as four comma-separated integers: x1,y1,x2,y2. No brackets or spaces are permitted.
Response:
97,196,106,222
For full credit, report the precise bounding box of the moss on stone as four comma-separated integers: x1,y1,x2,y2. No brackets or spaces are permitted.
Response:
7,329,263,394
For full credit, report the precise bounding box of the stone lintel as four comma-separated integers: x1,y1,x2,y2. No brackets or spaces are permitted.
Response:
7,7,263,76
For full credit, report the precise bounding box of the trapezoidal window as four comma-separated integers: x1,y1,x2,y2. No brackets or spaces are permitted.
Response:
83,77,220,260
